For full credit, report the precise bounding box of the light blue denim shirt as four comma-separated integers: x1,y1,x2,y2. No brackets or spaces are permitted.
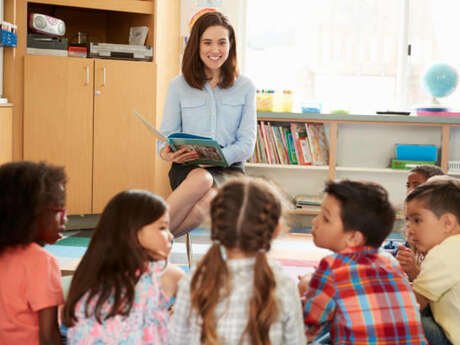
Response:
158,74,257,166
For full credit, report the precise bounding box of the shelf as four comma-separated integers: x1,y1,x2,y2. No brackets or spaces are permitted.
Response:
246,164,410,174
287,208,320,216
335,167,410,174
258,111,460,126
448,169,460,175
28,0,153,14
246,163,328,171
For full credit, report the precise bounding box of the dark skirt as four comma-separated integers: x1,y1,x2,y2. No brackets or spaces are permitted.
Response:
168,162,245,190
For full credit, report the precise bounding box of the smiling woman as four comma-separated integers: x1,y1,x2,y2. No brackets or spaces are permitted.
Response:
158,11,257,238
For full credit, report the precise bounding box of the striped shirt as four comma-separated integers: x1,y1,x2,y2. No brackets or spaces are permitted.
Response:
303,246,427,345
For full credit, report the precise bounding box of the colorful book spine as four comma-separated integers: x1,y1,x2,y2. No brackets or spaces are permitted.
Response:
305,123,329,165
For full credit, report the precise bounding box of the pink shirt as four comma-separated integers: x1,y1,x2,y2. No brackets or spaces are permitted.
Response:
0,243,64,345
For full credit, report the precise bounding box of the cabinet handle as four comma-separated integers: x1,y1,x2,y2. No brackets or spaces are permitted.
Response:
102,67,106,87
85,66,89,85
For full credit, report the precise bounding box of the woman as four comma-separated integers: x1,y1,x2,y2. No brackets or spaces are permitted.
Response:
159,11,257,237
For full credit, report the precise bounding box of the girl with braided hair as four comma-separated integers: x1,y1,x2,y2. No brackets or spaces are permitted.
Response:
168,177,305,345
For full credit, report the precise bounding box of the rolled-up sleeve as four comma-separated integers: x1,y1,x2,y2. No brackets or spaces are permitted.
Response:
221,81,257,166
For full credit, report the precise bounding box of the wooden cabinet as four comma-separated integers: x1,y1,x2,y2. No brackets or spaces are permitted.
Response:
24,56,93,214
248,112,460,214
4,0,180,211
92,59,155,213
0,105,13,164
24,55,155,214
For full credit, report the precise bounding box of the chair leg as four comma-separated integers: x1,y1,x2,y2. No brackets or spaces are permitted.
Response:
185,232,193,268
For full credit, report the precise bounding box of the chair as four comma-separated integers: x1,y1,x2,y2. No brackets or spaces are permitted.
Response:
185,232,193,268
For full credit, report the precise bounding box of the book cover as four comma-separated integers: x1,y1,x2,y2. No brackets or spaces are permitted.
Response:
290,123,312,165
391,159,436,170
133,110,228,167
305,123,329,165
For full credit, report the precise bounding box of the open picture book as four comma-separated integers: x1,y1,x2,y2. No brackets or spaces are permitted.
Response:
133,110,229,167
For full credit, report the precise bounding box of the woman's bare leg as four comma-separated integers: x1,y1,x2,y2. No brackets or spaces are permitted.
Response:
167,168,214,234
172,188,217,237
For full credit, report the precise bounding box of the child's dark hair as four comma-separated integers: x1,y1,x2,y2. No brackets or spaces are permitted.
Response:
0,161,66,255
409,165,445,180
191,177,281,345
406,177,460,221
62,189,168,326
324,180,395,248
182,11,238,89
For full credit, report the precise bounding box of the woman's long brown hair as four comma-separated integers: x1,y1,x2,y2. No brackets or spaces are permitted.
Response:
190,178,282,345
61,190,167,326
182,11,238,89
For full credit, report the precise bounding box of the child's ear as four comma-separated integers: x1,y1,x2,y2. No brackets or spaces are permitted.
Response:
441,213,460,234
345,230,365,247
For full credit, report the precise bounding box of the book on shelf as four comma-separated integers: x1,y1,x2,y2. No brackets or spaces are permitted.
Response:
305,123,329,165
391,159,436,170
294,194,322,208
133,110,228,167
290,123,312,165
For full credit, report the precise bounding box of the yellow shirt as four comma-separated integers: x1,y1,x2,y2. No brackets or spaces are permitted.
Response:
413,234,460,345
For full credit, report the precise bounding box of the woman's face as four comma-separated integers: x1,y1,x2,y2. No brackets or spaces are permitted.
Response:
199,25,231,76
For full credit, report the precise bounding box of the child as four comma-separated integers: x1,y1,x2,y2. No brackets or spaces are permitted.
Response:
62,190,184,345
300,180,427,344
168,177,306,345
397,165,445,280
0,161,67,345
406,177,460,345
406,165,445,193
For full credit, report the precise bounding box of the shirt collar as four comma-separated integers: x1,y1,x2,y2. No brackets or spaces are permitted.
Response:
339,246,379,255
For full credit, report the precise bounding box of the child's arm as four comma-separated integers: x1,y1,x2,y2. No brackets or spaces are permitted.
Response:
413,291,430,311
161,264,185,299
303,260,336,342
38,306,62,345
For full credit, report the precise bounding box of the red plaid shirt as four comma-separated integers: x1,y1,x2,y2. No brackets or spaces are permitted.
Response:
303,246,427,345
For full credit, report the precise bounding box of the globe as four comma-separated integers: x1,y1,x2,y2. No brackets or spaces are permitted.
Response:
422,63,458,99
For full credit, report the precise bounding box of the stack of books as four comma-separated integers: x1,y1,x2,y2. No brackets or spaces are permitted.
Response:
391,144,439,170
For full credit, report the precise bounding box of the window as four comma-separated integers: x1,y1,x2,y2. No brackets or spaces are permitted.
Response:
244,0,460,114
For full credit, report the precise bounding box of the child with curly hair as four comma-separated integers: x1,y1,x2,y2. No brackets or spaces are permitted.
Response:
0,161,68,345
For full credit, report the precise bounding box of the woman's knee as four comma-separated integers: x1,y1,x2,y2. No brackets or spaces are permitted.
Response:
185,168,214,191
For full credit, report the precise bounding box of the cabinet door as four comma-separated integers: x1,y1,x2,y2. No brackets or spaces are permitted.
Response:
93,59,155,213
24,56,94,214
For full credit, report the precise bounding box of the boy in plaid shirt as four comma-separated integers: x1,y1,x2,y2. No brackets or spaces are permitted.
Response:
299,180,427,345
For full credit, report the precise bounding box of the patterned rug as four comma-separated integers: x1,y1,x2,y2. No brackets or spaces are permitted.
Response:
44,227,330,284
44,227,404,286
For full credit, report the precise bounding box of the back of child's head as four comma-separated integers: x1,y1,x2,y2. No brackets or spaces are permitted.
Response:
0,161,66,255
410,165,445,180
324,180,395,248
191,177,282,345
406,177,460,221
62,189,168,326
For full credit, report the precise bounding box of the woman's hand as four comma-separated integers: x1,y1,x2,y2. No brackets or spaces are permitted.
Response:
396,245,421,281
160,145,199,164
